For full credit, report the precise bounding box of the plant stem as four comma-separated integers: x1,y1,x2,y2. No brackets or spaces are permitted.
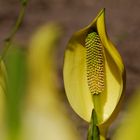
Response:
0,2,27,61
87,109,107,140
87,109,100,140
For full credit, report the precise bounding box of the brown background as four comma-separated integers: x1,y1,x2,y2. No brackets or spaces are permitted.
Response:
0,0,140,139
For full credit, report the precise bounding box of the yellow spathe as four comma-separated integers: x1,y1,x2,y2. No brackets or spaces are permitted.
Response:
20,24,81,140
63,8,125,127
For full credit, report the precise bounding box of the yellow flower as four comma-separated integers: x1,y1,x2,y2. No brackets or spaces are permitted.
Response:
63,8,125,134
20,24,81,140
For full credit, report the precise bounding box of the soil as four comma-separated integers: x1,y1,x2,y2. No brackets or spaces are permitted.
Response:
0,0,140,139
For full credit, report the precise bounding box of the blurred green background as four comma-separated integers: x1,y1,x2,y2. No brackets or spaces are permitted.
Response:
0,0,140,139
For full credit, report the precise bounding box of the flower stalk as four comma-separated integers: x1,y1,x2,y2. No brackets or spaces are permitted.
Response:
87,109,100,140
0,0,28,61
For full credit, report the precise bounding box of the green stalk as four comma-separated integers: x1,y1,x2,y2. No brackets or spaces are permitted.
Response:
0,0,28,61
87,109,100,140
87,108,107,140
92,95,107,140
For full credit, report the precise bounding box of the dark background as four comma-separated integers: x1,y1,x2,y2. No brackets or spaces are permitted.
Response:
0,0,140,139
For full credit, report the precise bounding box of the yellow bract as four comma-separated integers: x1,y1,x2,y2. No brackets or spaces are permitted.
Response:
113,89,140,140
20,24,81,140
63,8,125,128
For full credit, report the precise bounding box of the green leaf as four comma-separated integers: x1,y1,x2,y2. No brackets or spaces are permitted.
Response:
5,45,26,140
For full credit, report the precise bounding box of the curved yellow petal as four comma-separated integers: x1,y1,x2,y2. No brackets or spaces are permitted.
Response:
21,24,81,140
95,9,125,124
64,40,93,121
63,9,125,125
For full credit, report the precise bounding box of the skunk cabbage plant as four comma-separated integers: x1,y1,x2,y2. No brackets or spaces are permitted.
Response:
63,9,125,139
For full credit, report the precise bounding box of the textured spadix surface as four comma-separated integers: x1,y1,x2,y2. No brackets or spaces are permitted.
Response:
85,32,105,95
63,9,125,125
